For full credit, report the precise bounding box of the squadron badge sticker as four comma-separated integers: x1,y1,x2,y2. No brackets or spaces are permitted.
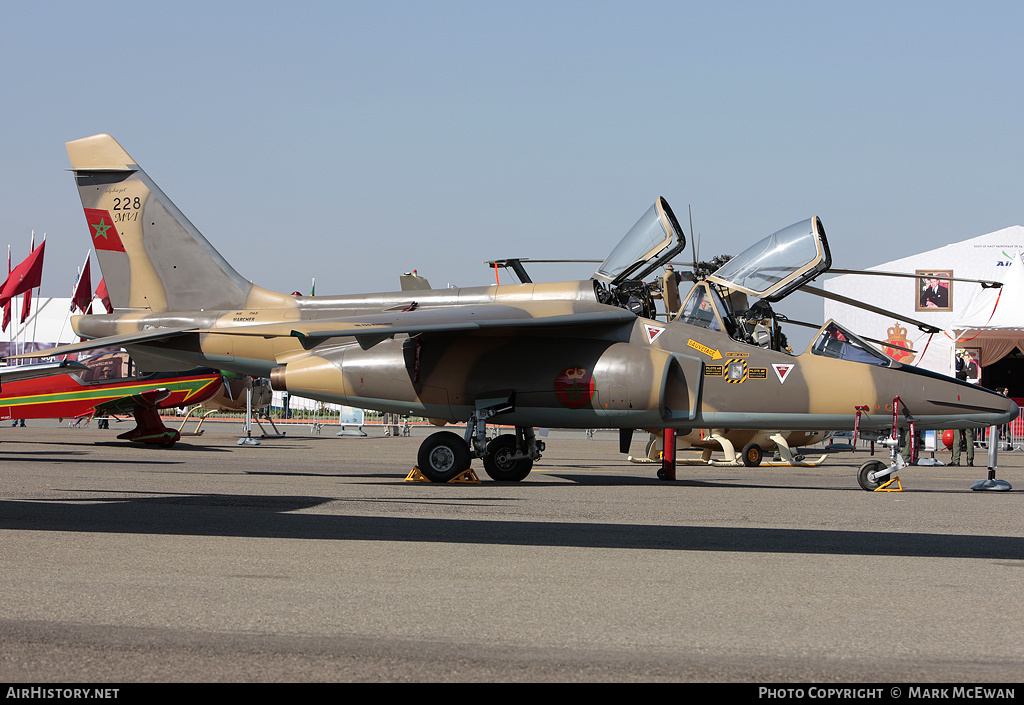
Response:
554,366,596,409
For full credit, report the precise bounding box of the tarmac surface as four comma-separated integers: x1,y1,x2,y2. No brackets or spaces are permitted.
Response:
1,418,1023,683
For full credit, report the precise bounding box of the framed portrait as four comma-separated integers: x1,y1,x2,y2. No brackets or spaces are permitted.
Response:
916,269,952,312
955,347,981,384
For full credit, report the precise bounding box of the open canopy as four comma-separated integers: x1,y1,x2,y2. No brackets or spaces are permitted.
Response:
709,216,831,302
593,197,686,286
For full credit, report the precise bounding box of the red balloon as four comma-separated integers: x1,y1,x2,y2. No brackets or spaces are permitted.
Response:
941,430,954,450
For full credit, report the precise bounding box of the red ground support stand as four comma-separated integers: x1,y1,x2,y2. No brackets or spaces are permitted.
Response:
659,428,676,481
853,405,869,451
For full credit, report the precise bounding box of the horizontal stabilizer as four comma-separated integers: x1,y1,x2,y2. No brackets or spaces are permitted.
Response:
0,360,88,382
6,326,200,360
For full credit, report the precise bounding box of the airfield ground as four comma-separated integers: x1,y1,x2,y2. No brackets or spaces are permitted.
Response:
1,419,1022,683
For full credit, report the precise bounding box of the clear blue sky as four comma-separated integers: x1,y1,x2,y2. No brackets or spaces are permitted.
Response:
2,0,1021,346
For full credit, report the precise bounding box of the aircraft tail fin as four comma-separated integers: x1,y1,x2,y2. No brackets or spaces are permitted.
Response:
66,134,292,313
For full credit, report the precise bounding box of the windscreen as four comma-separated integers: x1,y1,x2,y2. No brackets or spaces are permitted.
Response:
810,321,892,367
675,284,726,331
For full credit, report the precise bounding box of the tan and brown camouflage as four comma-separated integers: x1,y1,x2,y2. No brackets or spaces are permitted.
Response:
19,134,1018,484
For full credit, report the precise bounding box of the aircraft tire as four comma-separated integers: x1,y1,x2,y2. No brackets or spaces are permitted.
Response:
417,431,471,482
482,434,533,482
857,459,886,491
645,435,657,456
741,442,762,467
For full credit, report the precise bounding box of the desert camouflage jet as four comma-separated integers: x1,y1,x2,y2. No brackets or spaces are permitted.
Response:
14,134,1018,487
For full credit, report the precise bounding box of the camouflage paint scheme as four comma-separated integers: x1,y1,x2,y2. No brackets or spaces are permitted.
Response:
19,134,1018,481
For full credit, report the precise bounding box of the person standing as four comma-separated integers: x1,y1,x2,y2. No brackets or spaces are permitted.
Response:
997,387,1013,451
950,426,976,466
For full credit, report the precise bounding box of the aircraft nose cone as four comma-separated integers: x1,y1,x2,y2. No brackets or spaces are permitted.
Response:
1007,398,1020,423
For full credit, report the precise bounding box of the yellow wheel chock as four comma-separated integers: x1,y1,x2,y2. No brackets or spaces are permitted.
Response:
874,476,904,492
405,466,481,484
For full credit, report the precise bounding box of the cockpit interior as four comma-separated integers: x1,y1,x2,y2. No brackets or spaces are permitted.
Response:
590,200,895,365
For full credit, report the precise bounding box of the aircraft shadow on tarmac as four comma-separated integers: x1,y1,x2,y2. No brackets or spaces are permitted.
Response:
3,493,1022,561
246,469,826,488
0,451,186,466
534,472,800,488
1,439,231,454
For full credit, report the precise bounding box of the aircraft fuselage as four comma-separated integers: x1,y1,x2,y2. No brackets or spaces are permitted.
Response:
72,284,1017,434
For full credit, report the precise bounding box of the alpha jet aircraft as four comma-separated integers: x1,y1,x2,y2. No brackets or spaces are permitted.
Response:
15,134,1018,484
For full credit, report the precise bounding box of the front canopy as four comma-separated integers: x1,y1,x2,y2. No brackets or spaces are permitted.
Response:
593,197,686,286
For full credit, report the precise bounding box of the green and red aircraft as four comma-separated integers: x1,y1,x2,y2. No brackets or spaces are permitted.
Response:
0,352,223,446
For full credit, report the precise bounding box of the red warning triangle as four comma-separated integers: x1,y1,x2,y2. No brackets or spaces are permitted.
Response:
772,363,795,384
644,324,665,343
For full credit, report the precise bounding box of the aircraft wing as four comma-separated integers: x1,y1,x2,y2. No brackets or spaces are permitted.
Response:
798,284,942,334
92,388,173,415
7,304,635,360
215,301,638,350
827,268,1002,289
0,360,88,382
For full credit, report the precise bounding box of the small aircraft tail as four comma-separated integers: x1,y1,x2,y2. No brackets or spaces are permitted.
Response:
66,134,292,313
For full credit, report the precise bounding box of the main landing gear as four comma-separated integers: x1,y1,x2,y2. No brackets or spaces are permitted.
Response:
415,407,544,483
117,406,180,447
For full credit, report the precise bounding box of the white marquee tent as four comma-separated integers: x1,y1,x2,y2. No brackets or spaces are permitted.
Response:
823,225,1024,379
0,297,80,360
949,252,1024,367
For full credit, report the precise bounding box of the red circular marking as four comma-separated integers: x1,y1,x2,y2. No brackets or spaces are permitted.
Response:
554,366,596,409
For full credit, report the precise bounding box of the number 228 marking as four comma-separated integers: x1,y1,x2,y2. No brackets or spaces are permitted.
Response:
112,197,141,210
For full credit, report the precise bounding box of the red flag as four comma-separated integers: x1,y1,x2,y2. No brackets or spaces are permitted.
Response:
0,240,45,306
95,277,111,313
72,258,93,314
19,288,31,324
83,209,126,252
